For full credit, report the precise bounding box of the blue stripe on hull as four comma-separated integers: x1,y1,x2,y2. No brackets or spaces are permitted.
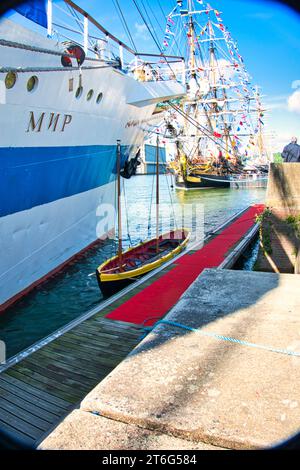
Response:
0,145,130,217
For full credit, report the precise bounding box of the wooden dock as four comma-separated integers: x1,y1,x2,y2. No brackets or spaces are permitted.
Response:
0,318,142,448
0,205,263,449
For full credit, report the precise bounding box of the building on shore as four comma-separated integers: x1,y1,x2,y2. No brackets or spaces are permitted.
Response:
136,144,168,175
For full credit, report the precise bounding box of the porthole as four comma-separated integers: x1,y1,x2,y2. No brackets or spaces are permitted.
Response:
96,92,103,104
87,89,94,101
27,75,38,92
5,71,17,89
75,86,83,99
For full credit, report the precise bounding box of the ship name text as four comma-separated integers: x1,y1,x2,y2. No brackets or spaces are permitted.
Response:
26,111,73,133
125,115,160,128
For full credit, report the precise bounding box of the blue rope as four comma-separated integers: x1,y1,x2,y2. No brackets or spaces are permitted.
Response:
155,320,300,358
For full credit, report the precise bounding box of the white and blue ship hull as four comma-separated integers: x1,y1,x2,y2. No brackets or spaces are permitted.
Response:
0,19,184,309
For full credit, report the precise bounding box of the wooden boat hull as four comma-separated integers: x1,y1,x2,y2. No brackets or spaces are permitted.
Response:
96,274,135,297
96,229,190,297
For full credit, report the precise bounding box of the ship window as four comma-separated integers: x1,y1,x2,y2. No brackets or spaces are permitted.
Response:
5,71,17,89
27,76,38,92
87,89,94,101
96,92,103,104
75,86,83,99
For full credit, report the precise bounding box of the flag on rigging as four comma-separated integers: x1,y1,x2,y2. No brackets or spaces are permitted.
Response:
213,131,222,138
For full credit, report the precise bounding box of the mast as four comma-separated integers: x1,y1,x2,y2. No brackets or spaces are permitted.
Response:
208,21,217,92
117,140,122,265
188,0,196,78
156,134,160,253
255,86,264,161
164,2,258,169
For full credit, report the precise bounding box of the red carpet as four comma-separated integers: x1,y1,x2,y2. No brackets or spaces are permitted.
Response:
106,204,264,325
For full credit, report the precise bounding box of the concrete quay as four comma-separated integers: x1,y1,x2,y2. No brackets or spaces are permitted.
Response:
266,163,300,213
0,206,261,449
40,269,300,450
256,163,300,273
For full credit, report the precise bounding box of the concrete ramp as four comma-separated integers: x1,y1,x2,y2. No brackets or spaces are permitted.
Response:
40,269,300,450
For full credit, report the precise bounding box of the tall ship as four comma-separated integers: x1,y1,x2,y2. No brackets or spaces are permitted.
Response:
160,0,269,189
0,0,185,310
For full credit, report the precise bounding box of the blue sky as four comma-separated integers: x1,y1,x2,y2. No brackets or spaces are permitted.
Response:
5,0,300,151
75,0,300,152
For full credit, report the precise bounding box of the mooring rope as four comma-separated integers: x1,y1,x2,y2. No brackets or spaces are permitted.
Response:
153,320,300,358
0,38,118,66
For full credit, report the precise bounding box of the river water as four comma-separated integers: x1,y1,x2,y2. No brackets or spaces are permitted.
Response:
0,175,266,359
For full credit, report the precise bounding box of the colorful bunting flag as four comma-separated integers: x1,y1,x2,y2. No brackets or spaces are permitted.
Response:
214,131,222,138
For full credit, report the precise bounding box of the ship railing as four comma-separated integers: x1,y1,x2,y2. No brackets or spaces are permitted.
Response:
48,0,185,83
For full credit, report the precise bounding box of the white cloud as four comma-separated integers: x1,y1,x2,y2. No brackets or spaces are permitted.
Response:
202,59,235,80
268,102,288,111
263,96,288,111
217,58,236,80
265,125,300,153
288,90,300,114
264,95,288,111
134,22,149,40
292,80,300,89
271,131,293,151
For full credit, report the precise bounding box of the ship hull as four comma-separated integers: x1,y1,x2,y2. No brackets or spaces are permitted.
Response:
0,19,184,310
0,179,116,309
175,174,231,190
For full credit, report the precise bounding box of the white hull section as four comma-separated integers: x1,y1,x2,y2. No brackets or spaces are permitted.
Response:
0,182,115,306
0,19,185,308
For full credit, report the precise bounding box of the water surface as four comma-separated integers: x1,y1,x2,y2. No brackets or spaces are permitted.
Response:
0,175,266,358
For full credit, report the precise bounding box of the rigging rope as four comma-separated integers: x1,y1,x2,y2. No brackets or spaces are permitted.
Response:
112,0,138,52
140,0,162,52
151,0,184,58
131,0,180,77
123,178,133,246
169,102,243,163
147,170,156,238
159,127,179,231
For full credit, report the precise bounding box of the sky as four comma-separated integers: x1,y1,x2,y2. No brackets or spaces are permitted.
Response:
5,0,300,152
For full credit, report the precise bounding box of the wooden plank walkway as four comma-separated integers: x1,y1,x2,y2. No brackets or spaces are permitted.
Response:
0,318,142,448
0,205,263,449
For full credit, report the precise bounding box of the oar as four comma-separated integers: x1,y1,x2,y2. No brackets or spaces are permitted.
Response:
101,263,127,274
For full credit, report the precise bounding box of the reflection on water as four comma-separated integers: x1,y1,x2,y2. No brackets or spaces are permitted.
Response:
0,175,266,358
